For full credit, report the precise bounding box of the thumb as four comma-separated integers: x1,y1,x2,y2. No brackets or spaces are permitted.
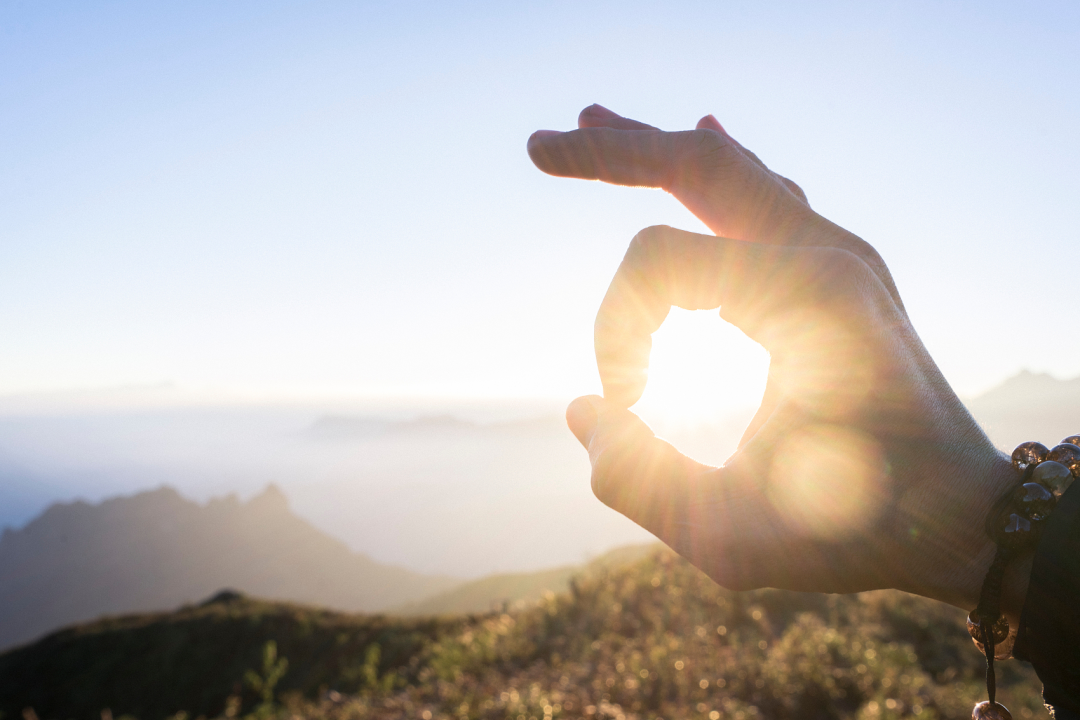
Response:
566,395,788,591
567,395,706,534
566,395,602,448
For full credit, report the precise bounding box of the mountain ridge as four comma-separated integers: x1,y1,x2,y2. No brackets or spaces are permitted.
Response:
966,369,1080,449
0,485,458,651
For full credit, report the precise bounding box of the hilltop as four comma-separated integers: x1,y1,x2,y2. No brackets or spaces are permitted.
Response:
0,549,1047,720
0,485,457,651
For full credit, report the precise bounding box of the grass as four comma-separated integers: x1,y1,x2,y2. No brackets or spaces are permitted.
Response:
0,550,1048,720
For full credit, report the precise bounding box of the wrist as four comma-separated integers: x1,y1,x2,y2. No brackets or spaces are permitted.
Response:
939,449,1033,629
906,447,1026,615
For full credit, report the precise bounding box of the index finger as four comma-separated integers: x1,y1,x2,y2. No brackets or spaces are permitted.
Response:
596,225,880,407
527,127,691,190
597,226,787,406
529,114,906,314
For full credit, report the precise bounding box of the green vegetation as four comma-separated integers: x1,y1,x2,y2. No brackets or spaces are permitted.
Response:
0,550,1048,720
0,590,464,720
245,641,289,719
396,544,658,616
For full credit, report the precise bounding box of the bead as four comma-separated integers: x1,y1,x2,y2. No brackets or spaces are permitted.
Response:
1016,482,1056,521
1062,435,1080,447
1001,513,1035,548
973,701,1012,720
1011,441,1048,471
1049,443,1080,477
967,610,1016,659
1032,460,1075,497
995,625,1018,660
968,621,1018,659
967,610,1009,644
967,611,1014,659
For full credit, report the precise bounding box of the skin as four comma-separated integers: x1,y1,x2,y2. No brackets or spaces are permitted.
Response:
527,104,1031,628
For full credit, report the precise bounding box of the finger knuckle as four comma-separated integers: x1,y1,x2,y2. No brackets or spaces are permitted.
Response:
843,236,887,269
801,247,877,299
781,177,808,203
680,129,739,170
689,127,726,155
625,225,675,265
739,146,766,169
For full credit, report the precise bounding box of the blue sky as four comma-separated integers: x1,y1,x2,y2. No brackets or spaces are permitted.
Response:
3,1,1080,419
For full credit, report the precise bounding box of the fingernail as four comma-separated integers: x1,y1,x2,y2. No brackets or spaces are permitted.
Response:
583,103,616,117
704,114,727,134
529,130,561,142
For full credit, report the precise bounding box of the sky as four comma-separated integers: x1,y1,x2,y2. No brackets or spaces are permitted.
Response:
3,1,1080,425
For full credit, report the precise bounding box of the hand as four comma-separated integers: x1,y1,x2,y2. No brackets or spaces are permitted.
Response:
528,106,1027,620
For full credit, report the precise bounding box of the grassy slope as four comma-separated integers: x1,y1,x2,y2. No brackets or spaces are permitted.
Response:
0,591,463,720
0,549,1049,720
397,543,658,616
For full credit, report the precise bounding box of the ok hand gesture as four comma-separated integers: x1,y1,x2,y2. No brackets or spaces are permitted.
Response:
529,106,1025,620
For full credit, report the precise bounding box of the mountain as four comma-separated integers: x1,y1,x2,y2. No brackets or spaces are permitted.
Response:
306,413,479,439
0,404,658,578
0,485,458,651
967,369,1080,450
0,549,1046,720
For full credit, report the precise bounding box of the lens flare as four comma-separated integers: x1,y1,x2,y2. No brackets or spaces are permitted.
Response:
763,308,875,422
767,424,888,540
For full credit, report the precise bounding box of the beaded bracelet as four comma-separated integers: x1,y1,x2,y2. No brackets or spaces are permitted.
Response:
968,436,1080,720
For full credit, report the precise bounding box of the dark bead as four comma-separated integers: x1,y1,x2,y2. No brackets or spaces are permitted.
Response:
967,610,1009,644
973,701,1012,720
967,610,1016,659
1001,513,1035,548
996,625,1017,659
1033,460,1075,497
1062,435,1080,447
1016,482,1056,521
1011,441,1049,471
967,611,1014,658
1049,443,1080,477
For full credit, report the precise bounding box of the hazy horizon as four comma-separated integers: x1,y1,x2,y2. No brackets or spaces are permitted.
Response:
0,387,751,578
2,364,1073,580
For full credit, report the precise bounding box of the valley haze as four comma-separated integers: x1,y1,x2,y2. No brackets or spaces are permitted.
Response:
0,369,1077,580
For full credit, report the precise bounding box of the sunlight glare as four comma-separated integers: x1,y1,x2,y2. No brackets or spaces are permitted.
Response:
632,308,769,433
767,424,888,540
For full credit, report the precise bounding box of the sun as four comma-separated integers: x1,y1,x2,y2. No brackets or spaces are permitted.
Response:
631,307,770,431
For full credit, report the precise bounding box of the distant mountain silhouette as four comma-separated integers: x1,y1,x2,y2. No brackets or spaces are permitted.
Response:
0,485,458,651
306,413,483,441
305,413,566,440
967,369,1080,450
